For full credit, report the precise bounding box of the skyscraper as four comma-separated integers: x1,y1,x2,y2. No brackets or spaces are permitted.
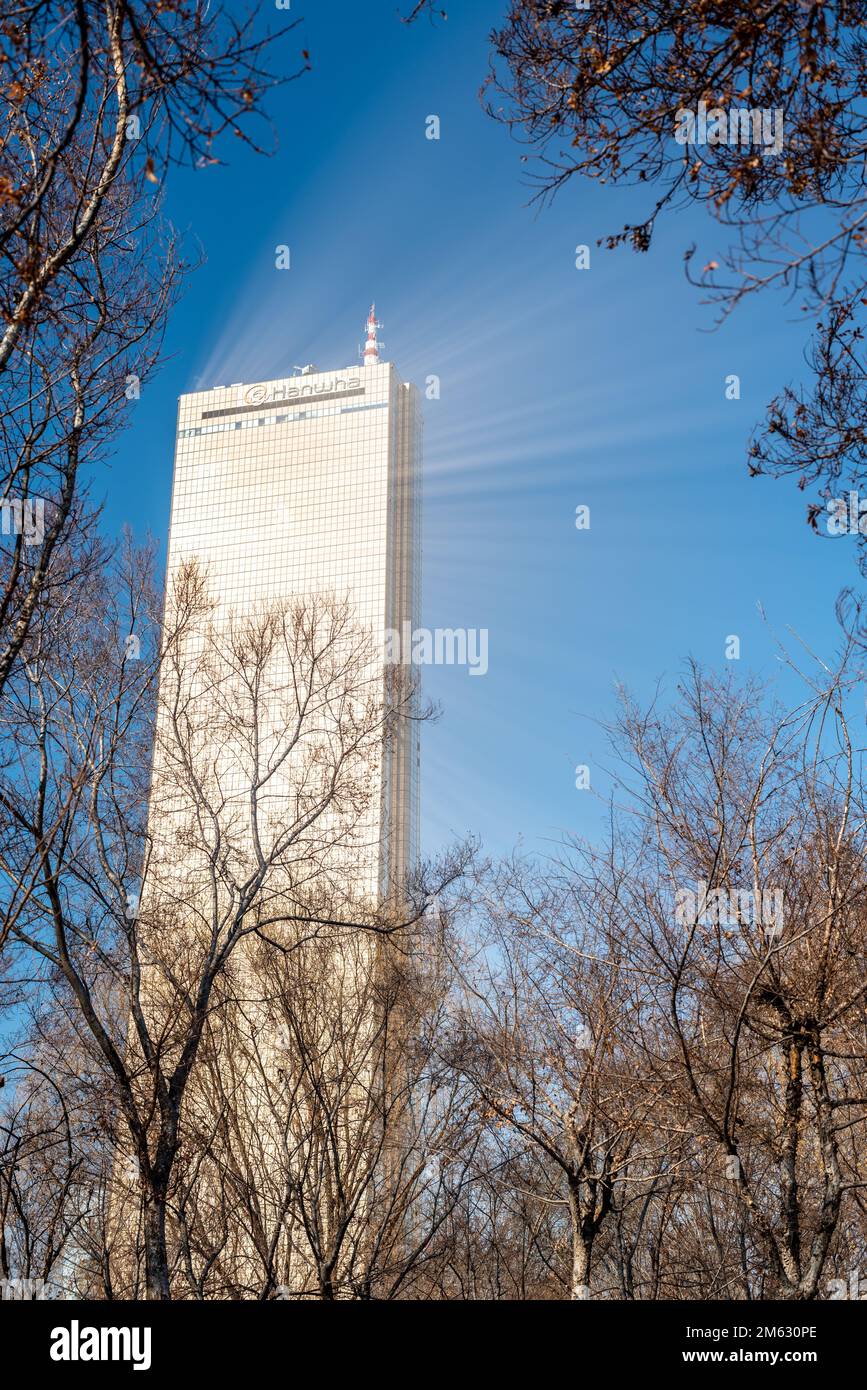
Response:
107,310,423,1297
164,306,421,901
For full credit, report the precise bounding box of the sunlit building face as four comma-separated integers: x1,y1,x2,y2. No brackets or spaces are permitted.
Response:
165,355,421,901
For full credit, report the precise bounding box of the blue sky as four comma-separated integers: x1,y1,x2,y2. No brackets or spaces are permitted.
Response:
101,0,856,863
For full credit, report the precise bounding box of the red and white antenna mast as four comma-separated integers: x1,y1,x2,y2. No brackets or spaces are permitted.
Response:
362,302,381,366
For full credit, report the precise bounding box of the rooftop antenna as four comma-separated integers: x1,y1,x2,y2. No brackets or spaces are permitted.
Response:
362,302,383,366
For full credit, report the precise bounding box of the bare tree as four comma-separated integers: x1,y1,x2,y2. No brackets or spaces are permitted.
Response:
592,654,867,1298
170,891,476,1301
478,1,867,558
6,536,867,1301
0,2,305,694
0,1052,86,1295
429,648,867,1302
0,535,456,1299
448,856,662,1299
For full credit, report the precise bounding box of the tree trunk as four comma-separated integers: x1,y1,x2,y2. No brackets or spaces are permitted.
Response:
568,1185,592,1300
143,1192,171,1300
571,1241,592,1300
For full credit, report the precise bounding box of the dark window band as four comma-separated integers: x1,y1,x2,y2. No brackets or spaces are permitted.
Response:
201,386,366,420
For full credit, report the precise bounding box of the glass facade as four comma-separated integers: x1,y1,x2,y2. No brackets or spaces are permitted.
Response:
162,360,421,904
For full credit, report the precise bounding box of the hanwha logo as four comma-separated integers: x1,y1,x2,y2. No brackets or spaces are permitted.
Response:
244,383,268,405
